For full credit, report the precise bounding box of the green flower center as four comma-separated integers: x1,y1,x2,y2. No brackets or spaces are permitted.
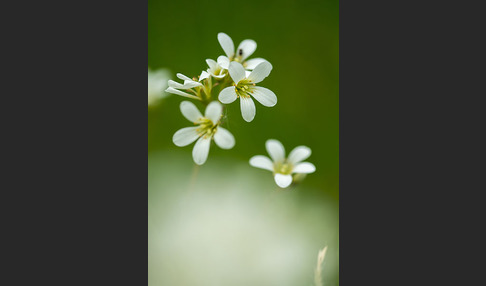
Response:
274,160,293,175
213,66,225,76
234,79,255,98
196,118,218,138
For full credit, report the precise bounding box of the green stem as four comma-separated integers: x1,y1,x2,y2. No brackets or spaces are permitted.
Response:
188,163,200,192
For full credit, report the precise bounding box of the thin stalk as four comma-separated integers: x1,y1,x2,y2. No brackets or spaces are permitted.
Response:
188,163,200,192
314,246,328,286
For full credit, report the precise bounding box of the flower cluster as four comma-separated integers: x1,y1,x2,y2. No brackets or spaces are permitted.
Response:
166,32,315,188
166,32,276,122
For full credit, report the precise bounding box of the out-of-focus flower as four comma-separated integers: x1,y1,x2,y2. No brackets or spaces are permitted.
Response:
314,246,328,286
173,101,235,165
217,32,268,70
148,68,171,106
219,61,276,122
249,139,316,188
166,72,210,101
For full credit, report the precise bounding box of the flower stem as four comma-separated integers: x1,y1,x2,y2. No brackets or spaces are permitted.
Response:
314,246,328,286
188,163,200,192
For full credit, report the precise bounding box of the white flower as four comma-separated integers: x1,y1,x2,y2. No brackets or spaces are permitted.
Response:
218,61,277,122
217,32,268,70
206,59,226,79
249,139,316,188
165,71,210,101
148,68,171,106
173,101,235,165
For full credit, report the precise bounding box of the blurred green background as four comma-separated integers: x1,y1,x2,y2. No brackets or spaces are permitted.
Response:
149,0,338,285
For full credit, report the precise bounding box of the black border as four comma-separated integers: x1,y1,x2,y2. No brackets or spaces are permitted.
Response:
8,0,480,284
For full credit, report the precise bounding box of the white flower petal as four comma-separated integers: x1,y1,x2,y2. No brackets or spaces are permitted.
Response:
274,173,293,188
245,58,268,70
214,127,235,149
173,127,200,147
228,62,246,84
288,146,312,164
247,61,273,83
292,162,316,174
181,80,202,89
266,139,285,162
250,86,277,107
165,87,199,100
219,87,238,104
249,155,274,171
240,96,256,122
168,80,185,89
205,101,223,124
210,71,226,79
237,39,257,61
218,32,235,59
177,73,192,81
180,101,203,123
192,136,211,165
245,70,251,78
217,56,230,70
206,59,217,70
199,71,210,81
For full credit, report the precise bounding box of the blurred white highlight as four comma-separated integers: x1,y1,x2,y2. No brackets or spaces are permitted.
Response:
148,67,171,106
148,151,338,286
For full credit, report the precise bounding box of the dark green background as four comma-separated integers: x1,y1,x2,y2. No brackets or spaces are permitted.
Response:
149,0,339,199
